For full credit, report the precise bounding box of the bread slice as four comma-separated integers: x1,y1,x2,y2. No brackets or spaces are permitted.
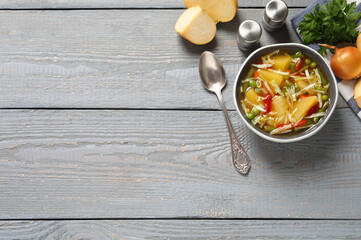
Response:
184,0,238,23
175,6,216,45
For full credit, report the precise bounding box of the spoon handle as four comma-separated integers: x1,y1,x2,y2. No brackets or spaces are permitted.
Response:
216,91,251,174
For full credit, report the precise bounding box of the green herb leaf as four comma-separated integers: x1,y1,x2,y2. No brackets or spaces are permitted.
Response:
299,0,361,54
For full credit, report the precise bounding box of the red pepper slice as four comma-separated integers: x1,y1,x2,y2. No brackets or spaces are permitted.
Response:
293,73,306,77
295,119,306,127
300,95,312,99
278,119,306,129
307,105,319,116
265,94,272,102
277,123,294,129
263,94,272,114
295,57,304,71
265,102,271,113
263,94,272,113
254,69,260,78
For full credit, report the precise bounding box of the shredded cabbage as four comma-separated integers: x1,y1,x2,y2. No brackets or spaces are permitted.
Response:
244,99,266,112
262,80,274,97
295,124,315,131
317,92,322,108
270,124,293,135
270,80,284,96
251,64,273,69
305,112,326,119
269,69,290,75
295,83,316,96
252,115,262,125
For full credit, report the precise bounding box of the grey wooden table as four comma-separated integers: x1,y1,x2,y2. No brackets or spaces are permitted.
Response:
0,0,360,239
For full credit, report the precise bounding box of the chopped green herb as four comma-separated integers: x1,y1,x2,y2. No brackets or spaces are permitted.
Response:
299,0,361,55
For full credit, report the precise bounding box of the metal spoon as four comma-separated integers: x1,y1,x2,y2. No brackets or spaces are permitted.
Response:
199,51,251,175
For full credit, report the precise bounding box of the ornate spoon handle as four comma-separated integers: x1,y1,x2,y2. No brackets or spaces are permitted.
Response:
216,91,251,174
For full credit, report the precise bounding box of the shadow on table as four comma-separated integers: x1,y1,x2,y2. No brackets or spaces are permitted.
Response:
178,36,218,55
264,24,293,44
217,13,241,33
242,110,350,180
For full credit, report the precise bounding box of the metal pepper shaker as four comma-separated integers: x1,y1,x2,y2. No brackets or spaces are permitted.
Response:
262,0,288,32
237,20,262,51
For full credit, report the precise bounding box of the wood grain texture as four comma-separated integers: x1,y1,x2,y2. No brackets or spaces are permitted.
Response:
1,220,361,239
0,0,314,9
0,108,360,219
0,9,349,109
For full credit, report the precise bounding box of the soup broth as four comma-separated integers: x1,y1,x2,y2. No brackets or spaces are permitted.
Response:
239,50,330,135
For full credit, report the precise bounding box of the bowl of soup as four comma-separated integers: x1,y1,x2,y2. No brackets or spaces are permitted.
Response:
233,43,338,143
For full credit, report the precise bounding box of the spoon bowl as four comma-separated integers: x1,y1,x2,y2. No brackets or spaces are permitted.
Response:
199,51,226,93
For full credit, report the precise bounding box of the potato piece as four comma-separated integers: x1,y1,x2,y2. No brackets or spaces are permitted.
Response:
291,101,298,116
292,96,318,121
175,6,216,45
354,77,361,108
272,54,292,71
271,96,289,125
259,69,285,90
184,0,237,23
294,79,317,95
245,88,261,108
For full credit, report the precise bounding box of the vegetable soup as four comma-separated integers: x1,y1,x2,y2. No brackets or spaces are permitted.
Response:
239,50,330,135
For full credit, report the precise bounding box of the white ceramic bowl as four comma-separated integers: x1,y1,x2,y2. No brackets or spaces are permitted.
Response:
233,43,338,143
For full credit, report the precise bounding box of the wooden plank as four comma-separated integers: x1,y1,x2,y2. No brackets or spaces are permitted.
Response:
0,0,314,9
0,108,360,219
0,220,361,239
0,9,349,109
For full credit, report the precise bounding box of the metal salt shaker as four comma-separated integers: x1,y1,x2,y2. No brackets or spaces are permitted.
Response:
237,20,262,51
262,0,288,32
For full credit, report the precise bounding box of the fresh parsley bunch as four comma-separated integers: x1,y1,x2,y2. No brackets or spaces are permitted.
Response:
299,0,361,55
